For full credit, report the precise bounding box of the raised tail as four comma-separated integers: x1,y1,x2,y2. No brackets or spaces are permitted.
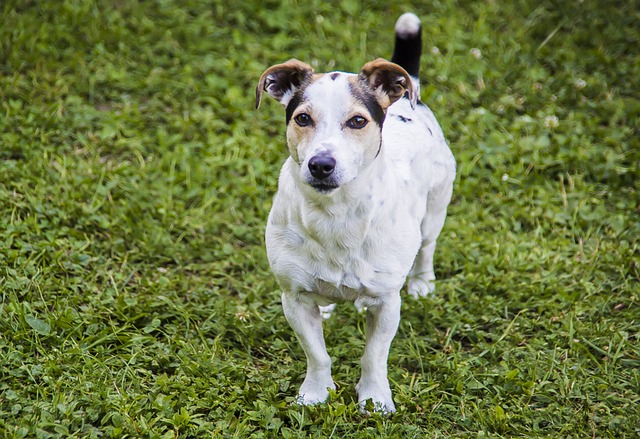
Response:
391,13,422,81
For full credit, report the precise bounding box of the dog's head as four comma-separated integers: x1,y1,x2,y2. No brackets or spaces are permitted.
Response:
257,59,416,194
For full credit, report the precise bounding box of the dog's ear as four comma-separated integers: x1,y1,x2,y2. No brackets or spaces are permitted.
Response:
256,59,315,109
359,58,417,109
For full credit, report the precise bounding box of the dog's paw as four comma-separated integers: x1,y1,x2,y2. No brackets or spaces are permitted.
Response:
295,392,327,406
356,381,396,414
296,378,335,405
407,277,436,298
319,304,336,319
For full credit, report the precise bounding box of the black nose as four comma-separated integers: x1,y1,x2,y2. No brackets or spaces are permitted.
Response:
308,155,336,179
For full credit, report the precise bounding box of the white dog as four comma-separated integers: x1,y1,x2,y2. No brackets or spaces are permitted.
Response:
256,13,455,413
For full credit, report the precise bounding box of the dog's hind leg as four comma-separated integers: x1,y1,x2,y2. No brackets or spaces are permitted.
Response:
356,293,401,413
408,205,449,298
282,292,335,405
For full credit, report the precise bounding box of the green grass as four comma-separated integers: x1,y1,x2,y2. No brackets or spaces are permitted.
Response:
1,0,638,437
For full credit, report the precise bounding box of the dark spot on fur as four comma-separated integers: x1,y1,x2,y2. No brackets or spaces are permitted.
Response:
428,127,433,136
396,115,412,123
330,72,340,81
374,138,382,159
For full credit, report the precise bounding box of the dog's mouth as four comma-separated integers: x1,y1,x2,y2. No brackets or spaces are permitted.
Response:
309,182,339,193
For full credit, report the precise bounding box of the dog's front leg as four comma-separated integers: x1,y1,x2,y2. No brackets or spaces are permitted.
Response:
356,293,401,413
282,292,335,405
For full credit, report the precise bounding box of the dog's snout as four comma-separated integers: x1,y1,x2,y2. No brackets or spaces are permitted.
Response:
308,156,336,179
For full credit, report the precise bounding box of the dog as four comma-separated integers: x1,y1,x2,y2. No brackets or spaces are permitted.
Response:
256,12,455,413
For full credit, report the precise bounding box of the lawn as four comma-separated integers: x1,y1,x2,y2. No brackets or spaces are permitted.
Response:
0,0,638,437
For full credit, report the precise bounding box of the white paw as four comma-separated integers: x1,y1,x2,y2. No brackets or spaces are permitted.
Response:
356,380,396,414
319,304,336,319
407,277,436,298
296,377,335,405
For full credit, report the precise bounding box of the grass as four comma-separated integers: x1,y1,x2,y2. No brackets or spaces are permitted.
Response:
0,0,638,437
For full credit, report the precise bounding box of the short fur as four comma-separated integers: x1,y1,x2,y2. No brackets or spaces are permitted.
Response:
257,12,456,413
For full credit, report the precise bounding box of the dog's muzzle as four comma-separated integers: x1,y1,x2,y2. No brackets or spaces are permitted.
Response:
307,155,339,193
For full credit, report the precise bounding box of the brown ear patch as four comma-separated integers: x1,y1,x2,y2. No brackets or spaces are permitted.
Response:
256,59,315,108
359,58,417,109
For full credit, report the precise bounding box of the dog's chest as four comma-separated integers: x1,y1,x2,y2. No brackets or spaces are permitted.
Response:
302,213,377,299
267,189,420,301
280,224,400,303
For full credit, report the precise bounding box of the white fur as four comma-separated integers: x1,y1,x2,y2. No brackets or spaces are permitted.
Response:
395,12,421,38
265,67,455,413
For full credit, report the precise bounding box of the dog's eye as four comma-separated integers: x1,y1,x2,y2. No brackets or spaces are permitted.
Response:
346,116,368,129
294,113,313,127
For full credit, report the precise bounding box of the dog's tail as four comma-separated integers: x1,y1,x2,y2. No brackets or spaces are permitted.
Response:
391,13,422,86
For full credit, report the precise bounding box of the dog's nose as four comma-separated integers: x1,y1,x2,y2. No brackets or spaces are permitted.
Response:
308,155,336,179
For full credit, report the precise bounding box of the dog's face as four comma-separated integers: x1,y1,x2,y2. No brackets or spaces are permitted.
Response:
257,59,416,194
284,73,387,193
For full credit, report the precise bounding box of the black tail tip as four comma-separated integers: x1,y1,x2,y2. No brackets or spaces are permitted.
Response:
395,13,421,39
